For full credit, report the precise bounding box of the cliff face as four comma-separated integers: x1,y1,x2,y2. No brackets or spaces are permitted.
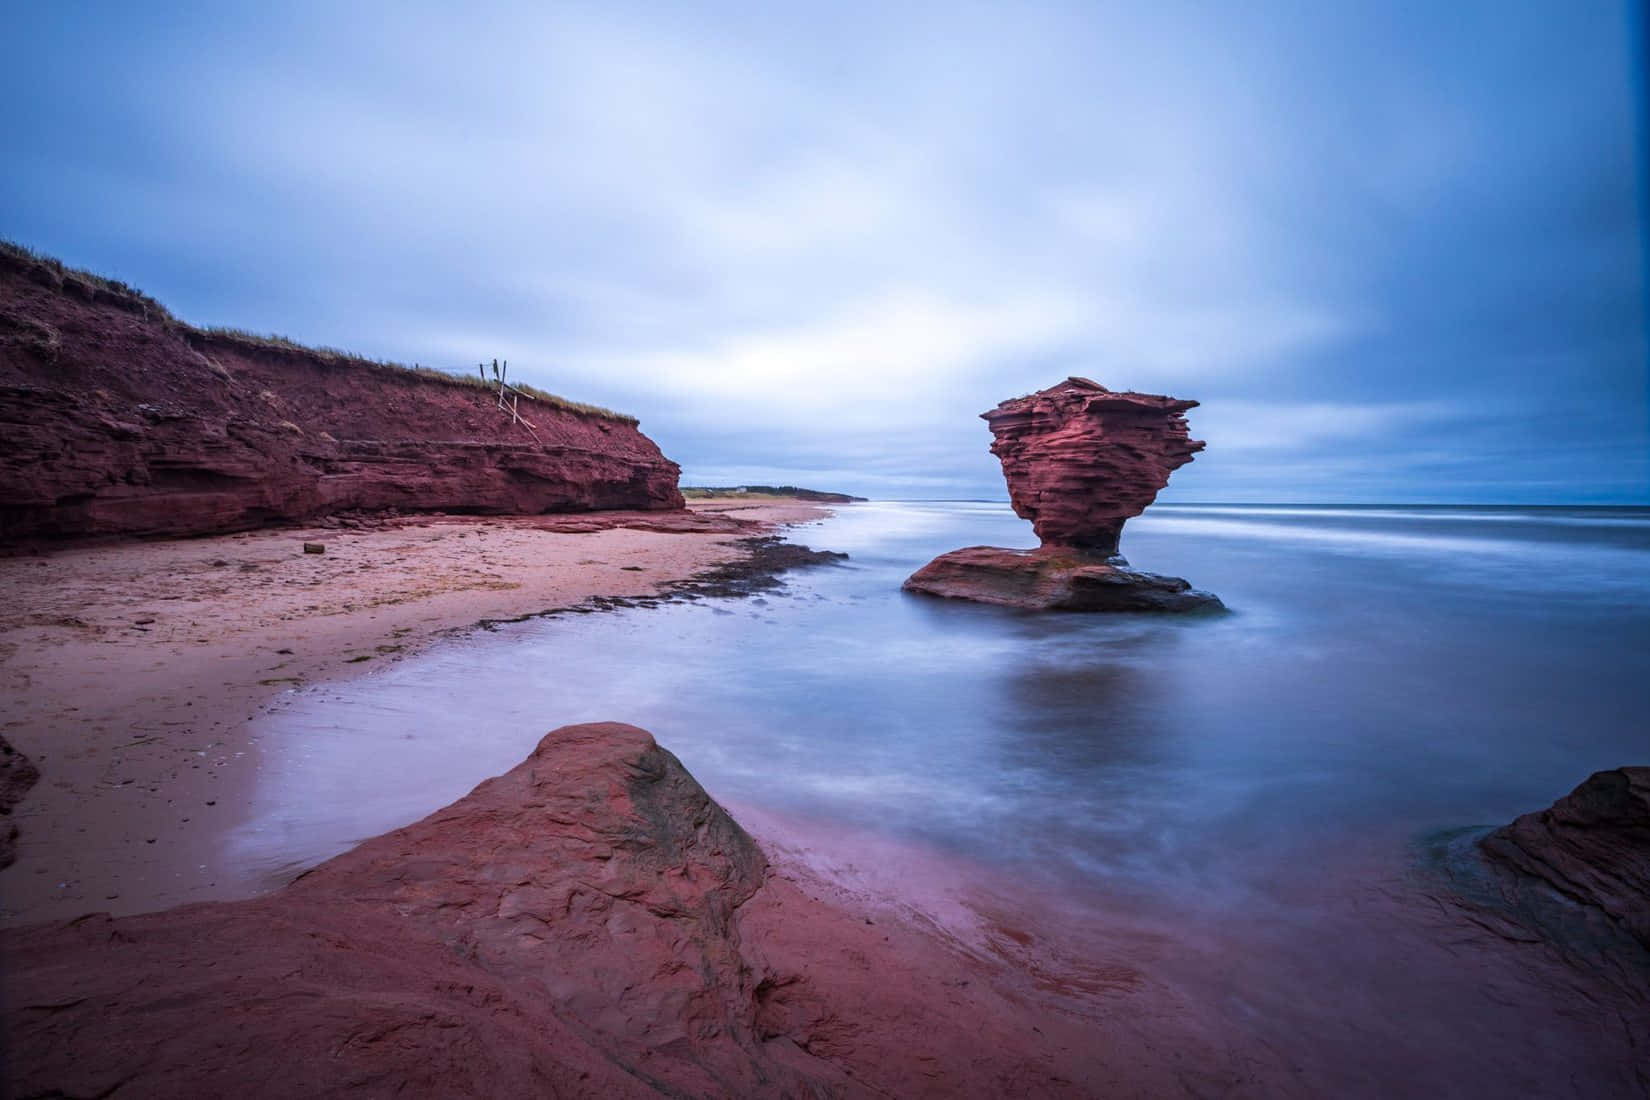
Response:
0,248,683,541
985,376,1203,556
905,377,1220,612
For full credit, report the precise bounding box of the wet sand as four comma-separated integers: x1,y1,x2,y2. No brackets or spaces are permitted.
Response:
0,499,828,924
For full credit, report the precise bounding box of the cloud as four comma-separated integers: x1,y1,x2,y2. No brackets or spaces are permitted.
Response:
3,1,1644,501
1196,401,1458,457
585,289,1087,413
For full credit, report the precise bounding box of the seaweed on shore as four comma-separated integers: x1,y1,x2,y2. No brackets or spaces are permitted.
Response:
474,536,848,629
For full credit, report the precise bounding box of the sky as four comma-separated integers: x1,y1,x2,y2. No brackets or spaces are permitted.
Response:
4,1,1647,502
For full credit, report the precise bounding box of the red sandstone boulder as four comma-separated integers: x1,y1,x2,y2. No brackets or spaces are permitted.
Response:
1,722,1211,1098
1479,767,1650,950
0,735,40,868
905,377,1220,612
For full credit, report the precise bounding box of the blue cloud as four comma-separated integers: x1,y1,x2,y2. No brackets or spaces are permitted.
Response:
5,1,1644,501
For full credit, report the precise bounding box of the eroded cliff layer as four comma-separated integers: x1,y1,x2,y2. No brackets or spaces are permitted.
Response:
0,246,683,541
905,377,1220,612
904,544,1220,612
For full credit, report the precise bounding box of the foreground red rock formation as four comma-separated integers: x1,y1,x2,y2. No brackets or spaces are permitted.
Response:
1,722,1218,1098
1480,766,1650,950
905,377,1221,611
0,247,682,541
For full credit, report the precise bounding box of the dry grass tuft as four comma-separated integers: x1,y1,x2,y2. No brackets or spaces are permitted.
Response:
0,238,174,320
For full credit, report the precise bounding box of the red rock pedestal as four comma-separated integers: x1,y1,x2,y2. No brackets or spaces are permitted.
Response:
905,545,1220,612
905,377,1221,612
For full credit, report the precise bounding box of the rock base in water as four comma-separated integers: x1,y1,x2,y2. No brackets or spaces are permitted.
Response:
0,721,1219,1098
903,545,1224,613
0,246,684,542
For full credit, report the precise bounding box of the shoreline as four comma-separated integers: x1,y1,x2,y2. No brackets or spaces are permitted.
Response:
0,498,833,925
3,499,1647,1095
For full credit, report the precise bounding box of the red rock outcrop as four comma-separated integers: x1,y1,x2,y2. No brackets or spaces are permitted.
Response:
0,722,1221,1098
0,246,683,541
985,377,1203,555
1479,767,1650,950
905,544,1220,612
905,377,1220,611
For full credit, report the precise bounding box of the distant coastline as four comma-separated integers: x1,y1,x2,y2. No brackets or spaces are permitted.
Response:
682,484,868,503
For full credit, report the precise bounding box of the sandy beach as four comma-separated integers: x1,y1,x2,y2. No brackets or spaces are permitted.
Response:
0,498,830,925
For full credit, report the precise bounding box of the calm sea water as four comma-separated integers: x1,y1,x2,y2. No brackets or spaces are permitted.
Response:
230,499,1650,1092
233,501,1650,905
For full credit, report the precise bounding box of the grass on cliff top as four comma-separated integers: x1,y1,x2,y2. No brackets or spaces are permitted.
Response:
0,238,637,425
1,238,175,320
196,326,636,422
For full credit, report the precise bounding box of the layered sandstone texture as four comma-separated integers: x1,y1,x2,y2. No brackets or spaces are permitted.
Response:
905,377,1221,611
1,722,1205,1098
986,376,1203,555
1480,767,1650,950
0,247,682,541
905,544,1220,612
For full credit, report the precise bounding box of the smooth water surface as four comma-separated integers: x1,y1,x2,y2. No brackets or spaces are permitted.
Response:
234,501,1650,915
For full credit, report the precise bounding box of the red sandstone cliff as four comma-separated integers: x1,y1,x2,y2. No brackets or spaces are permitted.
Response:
905,377,1220,611
0,735,39,869
0,246,683,541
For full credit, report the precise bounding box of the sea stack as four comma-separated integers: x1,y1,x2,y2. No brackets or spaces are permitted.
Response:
904,377,1222,612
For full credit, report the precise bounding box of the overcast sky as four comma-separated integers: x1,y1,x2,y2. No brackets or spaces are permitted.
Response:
5,2,1647,501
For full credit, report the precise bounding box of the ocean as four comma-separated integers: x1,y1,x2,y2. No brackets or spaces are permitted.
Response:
235,500,1650,902
232,500,1650,1092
